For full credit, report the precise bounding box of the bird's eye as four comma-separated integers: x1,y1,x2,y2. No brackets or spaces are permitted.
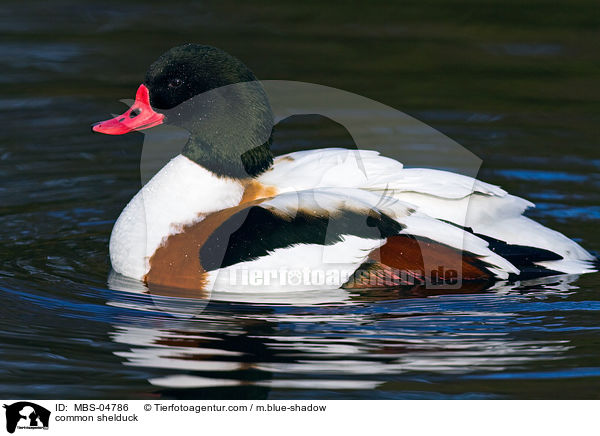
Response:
168,78,183,88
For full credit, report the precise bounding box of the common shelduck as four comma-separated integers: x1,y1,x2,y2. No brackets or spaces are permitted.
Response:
93,44,597,294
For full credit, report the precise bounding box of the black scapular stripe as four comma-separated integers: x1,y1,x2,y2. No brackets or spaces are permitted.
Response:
475,233,562,263
438,220,567,279
474,233,564,279
200,205,404,271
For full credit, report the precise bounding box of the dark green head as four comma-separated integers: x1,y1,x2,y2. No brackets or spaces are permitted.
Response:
94,44,274,178
144,44,259,111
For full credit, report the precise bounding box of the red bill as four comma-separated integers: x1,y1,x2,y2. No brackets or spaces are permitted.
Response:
92,84,164,135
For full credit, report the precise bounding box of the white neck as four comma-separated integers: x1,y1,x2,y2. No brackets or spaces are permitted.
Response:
109,154,245,280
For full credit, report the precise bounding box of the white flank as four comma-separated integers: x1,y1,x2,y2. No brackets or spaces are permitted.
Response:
205,235,386,292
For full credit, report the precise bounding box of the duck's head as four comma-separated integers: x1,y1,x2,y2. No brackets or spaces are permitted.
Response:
93,44,274,178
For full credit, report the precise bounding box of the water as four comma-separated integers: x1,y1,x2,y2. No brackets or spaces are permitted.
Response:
2,0,600,399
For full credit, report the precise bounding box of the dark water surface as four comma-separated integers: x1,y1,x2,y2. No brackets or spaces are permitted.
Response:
2,1,600,399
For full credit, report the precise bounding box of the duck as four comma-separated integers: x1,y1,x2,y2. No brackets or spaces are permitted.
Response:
93,43,597,294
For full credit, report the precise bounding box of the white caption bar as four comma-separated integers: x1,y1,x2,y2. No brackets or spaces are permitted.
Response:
1,400,595,436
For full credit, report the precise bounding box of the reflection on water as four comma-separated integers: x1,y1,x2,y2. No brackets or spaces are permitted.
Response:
2,0,600,399
100,274,587,398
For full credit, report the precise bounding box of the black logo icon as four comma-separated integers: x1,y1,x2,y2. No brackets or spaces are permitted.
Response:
3,402,50,434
